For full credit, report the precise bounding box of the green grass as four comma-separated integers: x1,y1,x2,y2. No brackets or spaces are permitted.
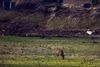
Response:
0,36,100,67
0,58,100,67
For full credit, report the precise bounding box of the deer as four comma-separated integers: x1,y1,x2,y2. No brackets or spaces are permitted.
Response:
56,48,65,60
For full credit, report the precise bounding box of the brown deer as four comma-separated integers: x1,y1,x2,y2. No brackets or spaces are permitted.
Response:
56,48,65,60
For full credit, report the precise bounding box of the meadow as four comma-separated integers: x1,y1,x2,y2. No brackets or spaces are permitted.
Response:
0,36,100,67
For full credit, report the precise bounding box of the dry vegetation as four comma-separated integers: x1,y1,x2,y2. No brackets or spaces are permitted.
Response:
0,7,100,36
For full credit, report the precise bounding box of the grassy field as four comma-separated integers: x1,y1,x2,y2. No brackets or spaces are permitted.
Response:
0,36,100,67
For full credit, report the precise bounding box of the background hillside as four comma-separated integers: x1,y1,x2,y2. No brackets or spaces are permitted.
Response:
0,3,100,36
